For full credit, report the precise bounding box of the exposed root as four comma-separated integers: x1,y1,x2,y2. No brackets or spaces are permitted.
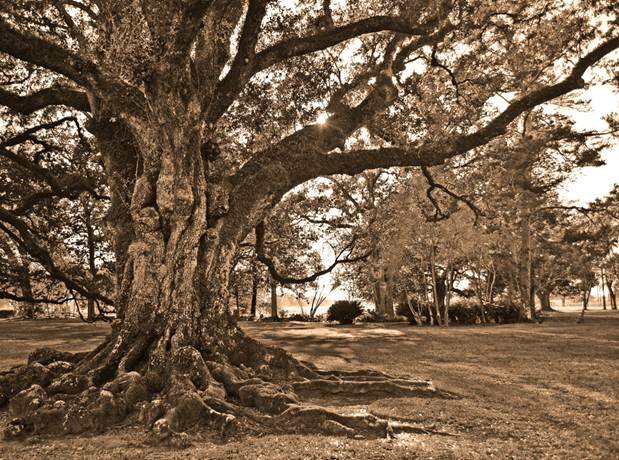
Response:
2,335,445,444
273,404,450,438
292,377,436,398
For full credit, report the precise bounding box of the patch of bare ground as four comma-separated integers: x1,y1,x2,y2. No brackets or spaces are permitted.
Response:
0,310,617,459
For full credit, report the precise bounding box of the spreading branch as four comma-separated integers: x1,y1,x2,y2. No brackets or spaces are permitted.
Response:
0,86,90,114
0,210,113,305
0,290,74,305
303,36,619,180
255,222,370,285
420,166,483,221
207,14,442,123
0,18,97,86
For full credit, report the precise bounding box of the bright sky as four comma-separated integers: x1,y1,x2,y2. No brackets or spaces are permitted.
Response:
559,84,619,205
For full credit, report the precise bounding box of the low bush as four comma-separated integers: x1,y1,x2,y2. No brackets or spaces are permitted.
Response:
397,300,522,326
288,313,324,322
396,301,433,325
447,301,479,325
288,313,312,322
485,303,521,324
326,300,364,325
356,310,408,323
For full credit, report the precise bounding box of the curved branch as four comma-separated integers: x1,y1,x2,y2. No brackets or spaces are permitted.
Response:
0,290,74,305
0,20,146,116
254,16,435,73
255,223,370,285
0,210,113,305
0,18,97,85
13,183,108,216
206,14,442,123
204,0,269,122
0,86,90,114
420,166,483,221
305,36,619,179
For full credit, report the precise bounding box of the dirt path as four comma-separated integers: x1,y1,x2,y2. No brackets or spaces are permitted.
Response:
0,311,617,459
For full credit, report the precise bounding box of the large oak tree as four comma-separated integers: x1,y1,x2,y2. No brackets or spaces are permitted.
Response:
0,0,617,442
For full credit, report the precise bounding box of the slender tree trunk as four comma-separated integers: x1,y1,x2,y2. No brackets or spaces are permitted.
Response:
384,267,395,318
607,279,617,310
18,266,36,319
84,203,98,322
577,288,591,323
270,278,278,319
86,299,96,322
372,263,387,316
443,267,452,327
250,271,258,318
403,290,422,326
600,268,606,310
473,265,486,323
235,285,240,318
527,230,536,321
486,263,496,304
429,247,443,326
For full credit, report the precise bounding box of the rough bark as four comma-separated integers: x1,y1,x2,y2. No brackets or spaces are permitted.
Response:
607,279,617,310
1,2,615,445
1,83,439,444
270,278,279,320
537,290,553,312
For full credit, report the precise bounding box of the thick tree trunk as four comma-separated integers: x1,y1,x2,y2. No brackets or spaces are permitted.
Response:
538,290,553,312
1,82,439,444
88,117,137,301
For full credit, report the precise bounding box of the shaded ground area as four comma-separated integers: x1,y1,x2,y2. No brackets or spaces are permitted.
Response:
0,311,617,459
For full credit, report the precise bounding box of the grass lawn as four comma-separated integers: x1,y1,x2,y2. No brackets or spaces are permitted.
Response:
0,311,617,459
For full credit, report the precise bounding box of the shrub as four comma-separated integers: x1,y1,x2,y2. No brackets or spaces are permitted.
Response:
357,310,387,323
396,299,522,326
485,303,521,324
396,301,433,325
326,300,364,325
288,313,311,322
448,300,480,325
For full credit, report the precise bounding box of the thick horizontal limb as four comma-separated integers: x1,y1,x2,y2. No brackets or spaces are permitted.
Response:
0,87,89,114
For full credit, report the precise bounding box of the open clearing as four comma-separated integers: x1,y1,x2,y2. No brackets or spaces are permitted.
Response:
0,311,617,459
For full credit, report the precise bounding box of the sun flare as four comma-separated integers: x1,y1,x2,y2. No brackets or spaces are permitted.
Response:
316,112,329,125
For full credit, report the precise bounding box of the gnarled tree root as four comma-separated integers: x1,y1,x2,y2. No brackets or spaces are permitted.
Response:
1,335,444,445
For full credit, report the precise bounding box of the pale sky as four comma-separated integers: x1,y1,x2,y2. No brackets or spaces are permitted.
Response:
559,84,619,205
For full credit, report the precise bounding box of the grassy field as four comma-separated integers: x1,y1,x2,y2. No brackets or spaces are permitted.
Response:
0,311,617,459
